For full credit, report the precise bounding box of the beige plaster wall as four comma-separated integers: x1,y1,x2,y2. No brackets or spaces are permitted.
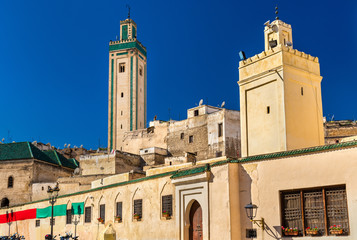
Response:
240,146,357,240
0,161,234,240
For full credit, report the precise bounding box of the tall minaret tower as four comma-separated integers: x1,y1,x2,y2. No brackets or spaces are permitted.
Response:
108,16,147,151
238,19,324,157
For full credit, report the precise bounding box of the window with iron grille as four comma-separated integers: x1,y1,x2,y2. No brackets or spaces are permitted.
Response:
66,209,72,224
162,195,172,217
100,204,105,222
84,206,91,223
116,202,123,219
281,185,349,236
35,220,40,227
134,199,142,218
189,135,193,143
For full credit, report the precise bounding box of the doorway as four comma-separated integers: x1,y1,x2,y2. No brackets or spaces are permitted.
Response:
189,201,202,240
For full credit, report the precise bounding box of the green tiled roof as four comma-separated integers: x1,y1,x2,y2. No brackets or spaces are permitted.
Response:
43,150,78,169
237,140,357,163
0,142,76,169
171,163,211,179
0,142,33,160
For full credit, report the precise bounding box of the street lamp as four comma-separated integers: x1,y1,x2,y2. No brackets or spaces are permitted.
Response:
72,208,80,240
244,202,265,230
47,183,60,240
6,210,13,237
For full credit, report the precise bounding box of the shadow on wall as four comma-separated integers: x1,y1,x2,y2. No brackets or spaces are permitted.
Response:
239,165,283,239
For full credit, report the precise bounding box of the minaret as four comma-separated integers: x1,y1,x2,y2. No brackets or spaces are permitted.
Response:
238,19,324,157
108,16,147,151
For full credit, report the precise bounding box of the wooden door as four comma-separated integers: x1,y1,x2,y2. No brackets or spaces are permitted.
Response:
189,201,203,240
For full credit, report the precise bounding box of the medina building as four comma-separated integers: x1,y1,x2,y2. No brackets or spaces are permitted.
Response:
0,16,356,240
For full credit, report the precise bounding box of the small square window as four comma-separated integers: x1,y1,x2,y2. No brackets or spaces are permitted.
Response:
119,63,125,73
216,151,222,157
180,133,184,140
194,110,199,116
139,67,143,76
35,220,40,227
189,135,193,143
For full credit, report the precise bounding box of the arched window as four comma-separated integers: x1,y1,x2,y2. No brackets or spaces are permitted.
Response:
8,176,13,188
1,198,9,208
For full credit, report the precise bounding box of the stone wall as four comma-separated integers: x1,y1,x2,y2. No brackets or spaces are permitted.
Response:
324,120,357,144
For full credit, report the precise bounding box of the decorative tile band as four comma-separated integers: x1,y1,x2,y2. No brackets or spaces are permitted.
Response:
109,41,147,57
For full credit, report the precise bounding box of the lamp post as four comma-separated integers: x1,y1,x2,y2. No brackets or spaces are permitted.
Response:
72,213,80,240
47,183,60,240
244,202,265,230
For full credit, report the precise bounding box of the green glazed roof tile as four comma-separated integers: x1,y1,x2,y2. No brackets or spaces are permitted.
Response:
238,141,357,163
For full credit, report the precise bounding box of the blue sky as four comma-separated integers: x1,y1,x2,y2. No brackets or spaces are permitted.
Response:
0,0,356,149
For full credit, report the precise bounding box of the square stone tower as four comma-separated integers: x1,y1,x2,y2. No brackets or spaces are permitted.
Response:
238,19,324,157
108,18,147,151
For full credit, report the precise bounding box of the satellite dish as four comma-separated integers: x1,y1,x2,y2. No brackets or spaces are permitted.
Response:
74,168,81,175
286,41,292,47
199,99,203,106
221,101,225,108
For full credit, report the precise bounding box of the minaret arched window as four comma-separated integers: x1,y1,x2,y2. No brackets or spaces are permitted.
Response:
8,176,13,188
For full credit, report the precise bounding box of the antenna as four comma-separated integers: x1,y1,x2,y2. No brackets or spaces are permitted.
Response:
126,4,131,19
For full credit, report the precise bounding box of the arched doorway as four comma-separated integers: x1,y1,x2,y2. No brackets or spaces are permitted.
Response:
1,198,9,208
189,201,202,240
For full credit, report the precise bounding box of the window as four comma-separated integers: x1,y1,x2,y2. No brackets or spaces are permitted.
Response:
85,206,91,223
180,133,184,140
1,198,9,208
35,220,40,227
216,151,222,157
134,199,142,218
66,209,72,224
121,92,124,98
121,111,123,116
119,63,125,73
162,195,172,217
218,123,223,137
139,67,143,76
281,185,349,236
8,176,13,188
267,106,270,114
194,110,199,116
116,202,123,219
100,204,105,222
189,135,193,143
301,87,304,96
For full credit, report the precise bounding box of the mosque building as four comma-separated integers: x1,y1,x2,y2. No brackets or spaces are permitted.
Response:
0,12,356,240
